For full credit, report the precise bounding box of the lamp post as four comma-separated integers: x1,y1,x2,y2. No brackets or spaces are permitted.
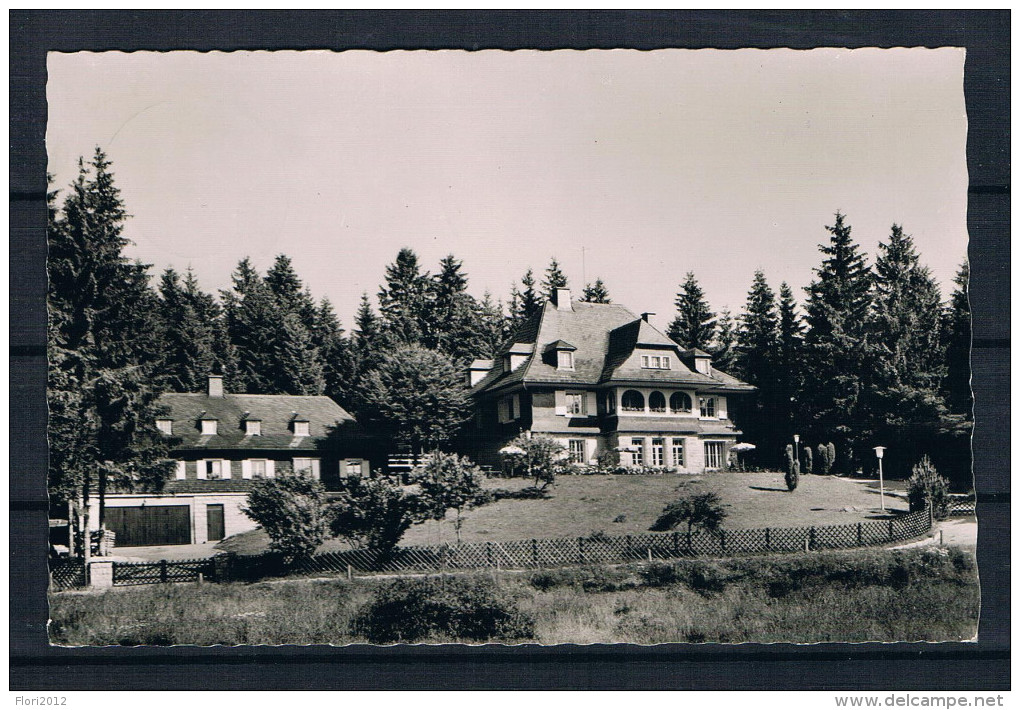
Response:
793,434,800,471
873,446,887,512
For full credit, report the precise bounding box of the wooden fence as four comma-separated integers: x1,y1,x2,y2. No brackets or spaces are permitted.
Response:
49,558,87,590
112,558,214,586
225,505,935,581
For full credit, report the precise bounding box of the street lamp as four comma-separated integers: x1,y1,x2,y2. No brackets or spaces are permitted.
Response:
793,434,800,471
873,446,887,512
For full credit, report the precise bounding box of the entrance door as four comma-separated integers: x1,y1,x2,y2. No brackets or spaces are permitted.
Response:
106,505,191,547
206,504,225,542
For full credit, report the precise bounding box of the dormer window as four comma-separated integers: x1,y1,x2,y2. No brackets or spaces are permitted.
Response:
558,351,574,370
245,420,262,436
156,419,173,435
545,340,577,371
292,420,310,437
200,418,218,436
641,354,671,370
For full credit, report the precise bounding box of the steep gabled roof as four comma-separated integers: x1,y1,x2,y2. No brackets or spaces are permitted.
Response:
471,297,754,395
159,392,362,450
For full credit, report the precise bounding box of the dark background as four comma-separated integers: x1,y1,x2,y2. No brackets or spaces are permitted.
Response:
10,10,1010,690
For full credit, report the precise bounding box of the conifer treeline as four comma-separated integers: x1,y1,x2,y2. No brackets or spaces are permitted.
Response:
667,212,971,482
48,152,971,497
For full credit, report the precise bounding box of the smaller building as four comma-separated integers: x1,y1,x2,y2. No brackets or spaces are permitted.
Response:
93,374,376,547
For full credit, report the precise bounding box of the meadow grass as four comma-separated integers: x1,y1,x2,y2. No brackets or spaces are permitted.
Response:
50,545,978,646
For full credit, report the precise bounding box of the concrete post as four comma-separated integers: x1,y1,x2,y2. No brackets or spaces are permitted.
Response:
89,560,114,589
213,552,235,583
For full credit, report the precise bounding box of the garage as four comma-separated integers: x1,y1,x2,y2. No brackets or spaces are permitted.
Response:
105,505,191,547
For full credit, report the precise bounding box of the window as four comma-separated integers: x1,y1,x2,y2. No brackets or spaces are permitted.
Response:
606,391,616,413
200,419,218,436
641,354,671,369
670,392,693,413
345,459,364,476
245,420,262,436
156,419,173,435
700,397,716,418
671,438,685,467
293,458,321,478
621,390,645,412
205,459,225,480
651,438,665,466
704,442,725,470
558,351,574,370
566,392,585,416
649,391,666,413
293,421,310,436
250,459,267,478
630,438,644,466
568,439,586,464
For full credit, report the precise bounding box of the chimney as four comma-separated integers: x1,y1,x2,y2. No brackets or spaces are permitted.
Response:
208,374,224,398
641,312,655,323
554,287,573,311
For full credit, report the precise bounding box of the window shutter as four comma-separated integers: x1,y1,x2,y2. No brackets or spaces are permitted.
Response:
266,459,275,478
717,396,727,419
497,398,508,423
175,461,187,480
222,460,232,479
511,394,520,420
585,439,596,463
311,459,321,479
196,459,207,480
241,460,252,480
360,459,371,477
554,390,567,416
585,391,596,416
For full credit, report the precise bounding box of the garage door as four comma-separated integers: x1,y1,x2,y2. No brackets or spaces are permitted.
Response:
106,505,191,547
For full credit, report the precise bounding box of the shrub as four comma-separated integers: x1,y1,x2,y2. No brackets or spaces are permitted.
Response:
527,566,633,593
595,448,620,471
803,446,813,474
650,491,727,534
329,475,430,558
639,560,730,596
906,455,951,519
785,461,799,492
490,486,550,501
241,476,331,561
500,433,566,489
355,576,535,643
411,452,488,543
817,444,829,474
826,442,837,474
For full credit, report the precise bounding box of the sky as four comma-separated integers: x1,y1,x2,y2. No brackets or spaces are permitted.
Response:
46,49,968,332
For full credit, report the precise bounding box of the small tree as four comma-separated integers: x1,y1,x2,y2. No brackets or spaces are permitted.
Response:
412,452,487,543
803,445,814,474
242,476,331,561
816,444,828,474
826,442,837,474
784,444,799,491
906,455,951,519
330,475,429,559
650,491,727,535
501,433,566,489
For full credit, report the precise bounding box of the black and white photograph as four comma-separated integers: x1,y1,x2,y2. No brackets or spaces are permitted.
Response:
40,44,980,650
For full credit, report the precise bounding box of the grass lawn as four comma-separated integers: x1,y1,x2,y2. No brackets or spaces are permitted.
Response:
49,545,979,646
216,472,904,556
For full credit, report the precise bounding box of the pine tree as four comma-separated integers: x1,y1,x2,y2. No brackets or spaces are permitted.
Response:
667,272,716,351
462,292,508,360
266,254,318,329
580,278,611,304
712,308,739,374
518,269,541,321
542,258,569,301
221,258,280,393
870,224,947,426
802,212,874,472
775,282,805,433
311,297,356,407
47,149,175,548
943,262,971,416
157,267,219,393
378,247,432,345
182,267,236,390
271,312,326,395
734,271,781,461
429,254,480,359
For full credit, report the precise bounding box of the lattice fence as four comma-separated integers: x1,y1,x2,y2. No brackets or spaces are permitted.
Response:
113,558,214,586
947,500,976,517
50,558,87,590
224,506,934,581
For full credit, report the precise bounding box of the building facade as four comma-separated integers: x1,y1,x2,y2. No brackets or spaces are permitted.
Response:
91,374,377,547
464,289,754,472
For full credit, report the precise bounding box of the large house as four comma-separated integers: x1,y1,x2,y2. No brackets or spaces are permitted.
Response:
91,374,376,547
463,288,754,472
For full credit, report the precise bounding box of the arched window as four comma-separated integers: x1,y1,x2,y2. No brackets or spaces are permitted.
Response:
700,396,716,418
670,392,692,413
649,391,666,413
621,390,645,412
605,391,616,413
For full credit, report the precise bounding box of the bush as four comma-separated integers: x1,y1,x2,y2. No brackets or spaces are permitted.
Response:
907,455,951,519
803,446,813,474
639,560,730,596
826,442,837,474
411,452,488,543
500,433,566,489
785,461,800,492
241,476,331,560
650,491,727,534
354,576,535,643
527,566,633,593
490,486,550,501
329,475,430,558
